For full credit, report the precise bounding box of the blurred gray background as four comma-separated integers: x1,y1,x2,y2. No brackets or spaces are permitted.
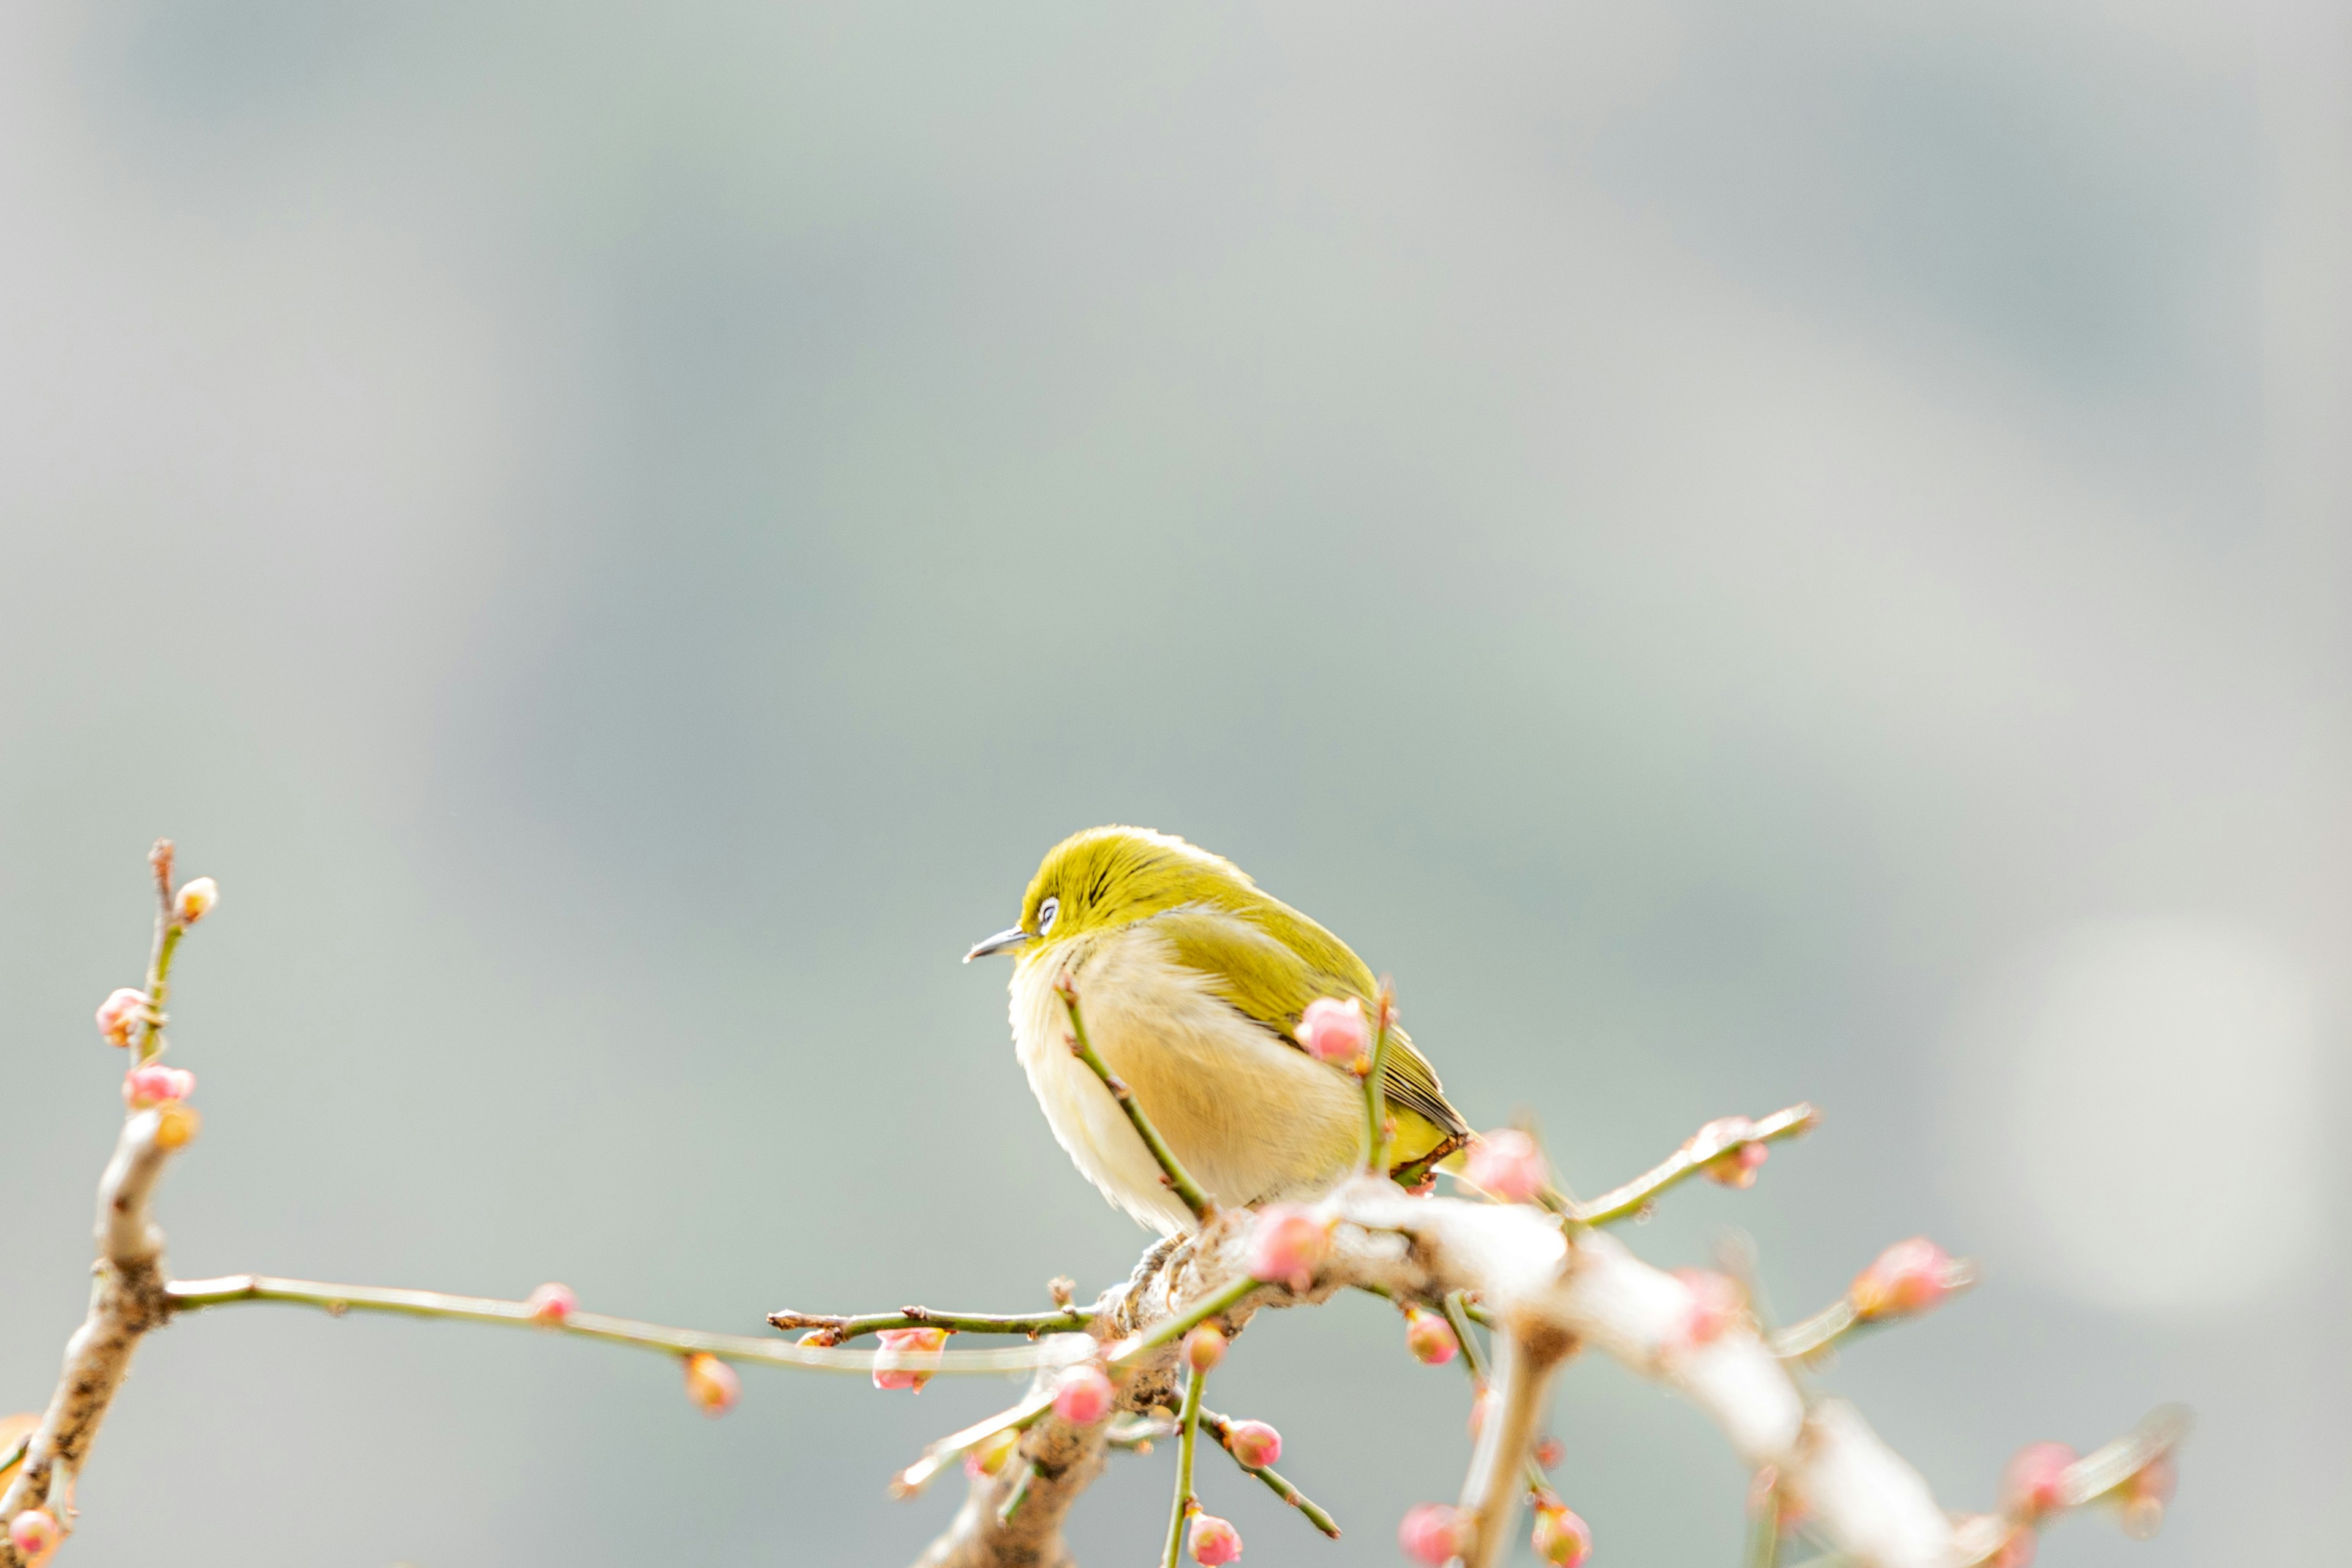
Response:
3,0,2346,1562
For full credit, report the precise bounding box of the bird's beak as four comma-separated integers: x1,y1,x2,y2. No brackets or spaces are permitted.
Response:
963,926,1030,963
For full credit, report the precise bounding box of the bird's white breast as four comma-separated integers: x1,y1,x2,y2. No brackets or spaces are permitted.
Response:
1011,921,1364,1235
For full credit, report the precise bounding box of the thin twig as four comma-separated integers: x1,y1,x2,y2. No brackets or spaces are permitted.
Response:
167,1276,1086,1378
892,1387,1062,1498
1438,1292,1550,1499
1443,1291,1489,1383
1057,980,1215,1222
1108,1414,1176,1450
1160,1363,1206,1568
1746,1469,1784,1568
1568,1104,1819,1226
134,839,183,1066
1457,1324,1565,1568
1109,1275,1259,1371
1200,1408,1342,1539
767,1304,1095,1345
1771,1260,1978,1362
994,1462,1034,1525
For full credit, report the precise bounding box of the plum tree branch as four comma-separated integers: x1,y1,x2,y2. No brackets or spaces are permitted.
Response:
1199,1409,1342,1538
167,1276,1084,1378
766,1303,1095,1346
7,846,2184,1568
1567,1103,1820,1225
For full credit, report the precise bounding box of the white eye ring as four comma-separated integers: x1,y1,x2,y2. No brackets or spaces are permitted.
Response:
1037,896,1060,935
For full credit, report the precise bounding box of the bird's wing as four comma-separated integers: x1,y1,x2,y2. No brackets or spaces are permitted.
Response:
1378,1023,1472,1143
1148,905,1472,1147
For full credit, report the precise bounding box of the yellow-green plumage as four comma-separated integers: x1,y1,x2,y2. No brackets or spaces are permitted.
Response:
968,826,1471,1234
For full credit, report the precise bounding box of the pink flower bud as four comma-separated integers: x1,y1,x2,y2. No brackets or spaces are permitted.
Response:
1467,1386,1498,1439
1849,1237,1954,1322
1464,1130,1546,1202
1295,997,1370,1065
1245,1206,1331,1292
2117,1457,2174,1540
963,1426,1021,1479
1690,1117,1770,1188
1404,1307,1458,1365
1668,1268,1744,1349
1398,1502,1470,1566
1226,1419,1281,1469
173,876,219,925
683,1352,739,1416
1052,1363,1115,1425
873,1327,950,1392
1702,1140,1768,1188
1185,1325,1227,1373
1188,1512,1243,1566
1532,1501,1592,1568
95,987,149,1048
1535,1438,1564,1471
7,1507,60,1565
2001,1442,2075,1521
123,1063,194,1110
526,1283,576,1326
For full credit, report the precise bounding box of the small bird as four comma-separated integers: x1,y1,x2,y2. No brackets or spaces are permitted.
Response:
967,826,1472,1235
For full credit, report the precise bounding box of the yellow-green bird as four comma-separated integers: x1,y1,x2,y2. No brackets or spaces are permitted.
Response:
966,826,1472,1235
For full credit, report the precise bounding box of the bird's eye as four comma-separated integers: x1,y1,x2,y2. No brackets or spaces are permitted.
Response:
1036,896,1059,935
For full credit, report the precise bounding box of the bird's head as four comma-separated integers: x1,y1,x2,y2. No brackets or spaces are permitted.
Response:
964,826,1254,964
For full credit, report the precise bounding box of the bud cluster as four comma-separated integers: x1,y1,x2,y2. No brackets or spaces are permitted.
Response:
94,989,150,1049
872,1327,950,1393
1398,1502,1469,1566
1463,1129,1547,1202
1051,1363,1114,1426
7,1508,61,1567
683,1352,739,1416
1531,1496,1592,1568
1187,1512,1242,1565
1691,1116,1769,1188
1224,1419,1281,1469
123,1064,194,1110
1403,1306,1458,1365
526,1283,576,1327
1295,997,1370,1070
1847,1237,1959,1322
1245,1206,1332,1293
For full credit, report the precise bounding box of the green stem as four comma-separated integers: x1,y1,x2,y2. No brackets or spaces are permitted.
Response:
166,1275,1076,1378
996,1461,1035,1525
1162,1363,1206,1568
1567,1104,1819,1226
1770,1300,1860,1361
1360,982,1395,1173
1439,1294,1549,1496
135,843,185,1066
890,1387,1060,1498
0,1431,26,1477
767,1304,1094,1344
1746,1474,1783,1568
1058,982,1215,1222
1200,1408,1342,1539
1110,1275,1260,1372
1442,1291,1488,1382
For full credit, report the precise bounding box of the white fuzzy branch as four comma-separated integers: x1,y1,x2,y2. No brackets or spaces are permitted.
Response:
0,1110,181,1563
914,1175,2124,1568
